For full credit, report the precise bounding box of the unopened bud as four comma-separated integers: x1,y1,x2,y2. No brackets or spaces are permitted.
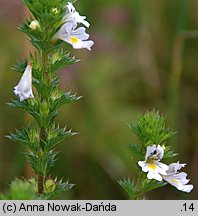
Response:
29,20,40,30
45,179,56,193
52,8,59,15
40,101,50,116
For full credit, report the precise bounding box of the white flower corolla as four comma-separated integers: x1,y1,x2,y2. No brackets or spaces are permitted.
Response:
52,22,94,50
138,145,169,181
14,62,34,101
162,162,194,193
52,2,94,50
29,20,40,30
64,2,90,28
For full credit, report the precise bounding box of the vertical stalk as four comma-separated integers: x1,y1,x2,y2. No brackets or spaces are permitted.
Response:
37,51,50,195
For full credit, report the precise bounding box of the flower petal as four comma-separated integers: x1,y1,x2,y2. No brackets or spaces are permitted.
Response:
147,169,163,181
167,162,186,174
156,145,164,160
178,184,194,193
145,145,157,160
138,161,149,172
156,162,169,175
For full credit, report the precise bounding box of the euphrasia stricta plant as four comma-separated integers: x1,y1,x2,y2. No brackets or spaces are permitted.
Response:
6,0,94,199
119,110,193,200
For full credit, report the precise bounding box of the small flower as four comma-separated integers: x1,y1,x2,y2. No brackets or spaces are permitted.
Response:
29,20,40,30
52,2,94,50
138,145,169,181
52,22,94,50
162,162,193,193
14,62,34,101
64,2,90,28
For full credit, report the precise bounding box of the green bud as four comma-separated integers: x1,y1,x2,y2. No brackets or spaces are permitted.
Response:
28,128,39,144
52,8,59,15
40,101,50,116
28,98,37,106
51,90,61,101
29,20,41,30
44,179,56,193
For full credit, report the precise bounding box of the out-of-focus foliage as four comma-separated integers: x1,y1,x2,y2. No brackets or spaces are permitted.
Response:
0,179,40,200
0,0,197,199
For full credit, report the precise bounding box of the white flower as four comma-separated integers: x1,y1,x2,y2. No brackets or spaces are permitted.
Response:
64,2,90,28
29,20,40,30
138,145,169,181
52,2,94,50
162,162,194,193
14,62,34,101
52,22,94,50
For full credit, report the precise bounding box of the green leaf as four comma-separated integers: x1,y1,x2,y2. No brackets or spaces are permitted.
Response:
51,49,79,73
50,90,81,110
163,145,178,158
118,178,137,200
26,149,58,175
0,179,40,200
44,179,75,199
46,124,77,150
129,110,176,146
12,59,28,73
6,126,40,151
139,178,167,194
128,143,144,161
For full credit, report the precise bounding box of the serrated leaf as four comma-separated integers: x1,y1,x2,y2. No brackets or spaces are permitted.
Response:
118,178,137,200
128,144,144,161
139,178,167,194
44,179,75,199
128,110,176,146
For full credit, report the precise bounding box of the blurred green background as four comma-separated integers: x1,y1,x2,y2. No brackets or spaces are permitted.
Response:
0,0,198,199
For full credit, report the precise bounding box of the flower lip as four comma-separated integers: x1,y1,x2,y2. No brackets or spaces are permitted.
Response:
138,144,168,181
162,162,193,193
53,23,94,50
64,2,90,28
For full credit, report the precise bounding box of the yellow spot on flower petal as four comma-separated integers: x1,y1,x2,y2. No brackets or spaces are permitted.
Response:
171,179,179,184
70,37,78,44
148,163,157,170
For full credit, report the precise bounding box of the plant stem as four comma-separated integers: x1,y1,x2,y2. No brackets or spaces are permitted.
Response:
37,51,50,195
135,173,145,200
37,174,44,194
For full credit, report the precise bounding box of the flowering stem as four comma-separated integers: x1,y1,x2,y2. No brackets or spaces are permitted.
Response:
9,0,91,198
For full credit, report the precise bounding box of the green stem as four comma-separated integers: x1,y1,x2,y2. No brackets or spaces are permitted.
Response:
37,51,50,195
135,173,145,200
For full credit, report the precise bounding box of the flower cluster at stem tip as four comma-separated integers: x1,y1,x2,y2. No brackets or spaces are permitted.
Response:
15,2,94,101
51,2,94,50
138,144,193,192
